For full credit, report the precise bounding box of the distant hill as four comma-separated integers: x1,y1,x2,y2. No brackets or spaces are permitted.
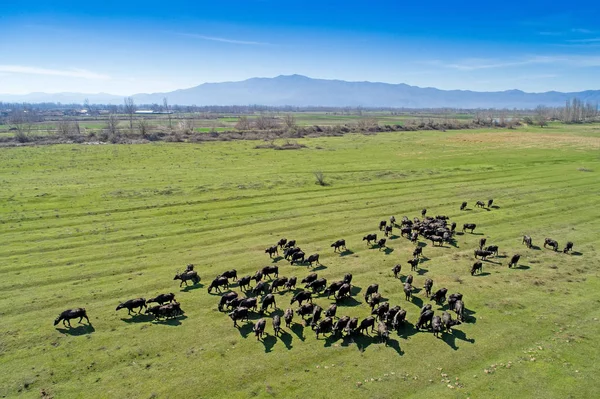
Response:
2,75,599,108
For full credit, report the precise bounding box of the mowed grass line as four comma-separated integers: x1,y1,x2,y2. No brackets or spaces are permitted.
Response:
1,126,599,398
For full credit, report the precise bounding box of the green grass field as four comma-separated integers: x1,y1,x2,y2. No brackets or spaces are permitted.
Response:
1,124,599,398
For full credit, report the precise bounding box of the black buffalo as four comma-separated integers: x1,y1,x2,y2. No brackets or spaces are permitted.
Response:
363,234,377,245
544,238,559,251
462,223,477,233
471,261,483,275
301,272,318,286
423,278,433,297
392,264,402,279
474,249,494,260
116,298,146,315
508,254,521,268
208,276,229,293
331,239,347,252
147,293,175,306
218,291,239,312
364,283,379,302
290,290,312,306
306,253,320,266
261,265,279,279
265,246,278,258
522,235,532,249
460,201,467,211
54,308,90,327
563,241,574,254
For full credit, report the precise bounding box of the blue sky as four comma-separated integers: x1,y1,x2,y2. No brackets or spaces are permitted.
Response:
1,0,599,95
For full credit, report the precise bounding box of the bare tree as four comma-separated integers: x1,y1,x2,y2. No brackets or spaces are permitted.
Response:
8,109,35,141
137,118,150,137
283,114,297,130
56,120,71,137
177,118,195,134
534,105,549,127
163,97,172,130
254,114,279,130
124,97,136,132
106,113,120,135
235,115,252,130
355,117,378,131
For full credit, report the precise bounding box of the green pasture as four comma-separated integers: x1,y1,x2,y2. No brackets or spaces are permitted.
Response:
0,124,599,398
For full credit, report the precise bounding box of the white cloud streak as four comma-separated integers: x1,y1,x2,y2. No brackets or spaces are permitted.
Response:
0,65,110,80
427,55,600,71
175,32,271,46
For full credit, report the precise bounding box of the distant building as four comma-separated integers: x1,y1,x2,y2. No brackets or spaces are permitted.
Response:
135,110,173,114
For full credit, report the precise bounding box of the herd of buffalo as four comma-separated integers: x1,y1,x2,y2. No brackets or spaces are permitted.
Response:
54,198,576,350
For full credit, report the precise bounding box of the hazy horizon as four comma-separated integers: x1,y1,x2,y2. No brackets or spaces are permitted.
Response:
2,0,600,95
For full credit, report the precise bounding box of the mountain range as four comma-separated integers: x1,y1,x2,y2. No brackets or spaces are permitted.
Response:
2,75,599,109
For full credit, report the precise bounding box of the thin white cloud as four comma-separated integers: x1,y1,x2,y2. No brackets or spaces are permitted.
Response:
571,28,595,34
566,37,600,43
427,55,600,71
0,65,110,80
175,32,271,46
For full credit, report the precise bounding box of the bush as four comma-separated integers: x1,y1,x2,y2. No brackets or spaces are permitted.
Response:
314,171,327,186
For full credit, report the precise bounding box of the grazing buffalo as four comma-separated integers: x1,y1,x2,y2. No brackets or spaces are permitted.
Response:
270,277,288,293
410,232,419,243
423,278,433,297
325,304,338,319
208,276,229,293
146,302,183,319
290,251,306,265
430,235,443,246
508,254,521,268
301,273,318,286
284,308,294,327
384,225,393,237
306,254,320,266
116,298,146,315
522,235,533,249
323,281,344,298
379,220,387,231
392,264,402,279
471,261,483,276
404,283,413,301
331,239,347,252
447,293,463,310
345,317,359,335
261,265,279,279
385,306,401,324
251,270,263,283
377,238,387,250
343,273,353,284
454,300,465,321
413,246,423,258
284,240,297,249
284,276,297,290
284,247,301,260
563,241,574,254
460,201,467,211
358,316,376,335
333,316,350,336
147,293,175,306
54,308,90,327
265,246,278,258
364,283,379,302
392,309,407,330
420,304,432,316
407,258,419,271
475,200,485,208
272,315,281,336
485,245,499,256
228,307,249,327
218,269,238,281
253,281,270,296
307,278,327,293
372,302,390,321
405,274,414,285
173,270,200,287
442,311,461,332
487,199,494,208
462,223,477,233
290,290,312,306
239,297,258,311
363,233,377,245
431,288,448,305
377,322,390,345
479,238,487,249
238,275,252,291
310,305,323,327
367,292,382,310
260,294,277,314
314,317,333,338
421,208,427,217
218,291,238,312
277,238,287,249
544,238,559,251
432,316,443,337
416,309,434,330
390,216,396,226
226,298,243,310
450,222,457,234
474,249,494,260
253,318,267,340
400,226,412,237
335,283,352,300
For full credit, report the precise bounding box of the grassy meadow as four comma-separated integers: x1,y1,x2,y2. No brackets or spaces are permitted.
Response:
1,124,599,398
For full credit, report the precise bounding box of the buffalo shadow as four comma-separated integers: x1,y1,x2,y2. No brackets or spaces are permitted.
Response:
335,296,362,307
396,321,419,340
441,328,475,350
311,265,328,271
121,313,154,323
382,247,394,255
323,332,343,347
270,256,284,263
291,322,306,341
410,296,424,307
261,334,277,353
182,283,205,292
418,256,431,263
472,271,491,277
56,324,95,336
417,268,429,276
388,234,401,240
571,251,583,256
513,264,531,270
483,259,502,265
387,338,404,356
491,205,500,209
277,329,294,350
153,315,187,326
237,321,254,338
339,250,354,257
